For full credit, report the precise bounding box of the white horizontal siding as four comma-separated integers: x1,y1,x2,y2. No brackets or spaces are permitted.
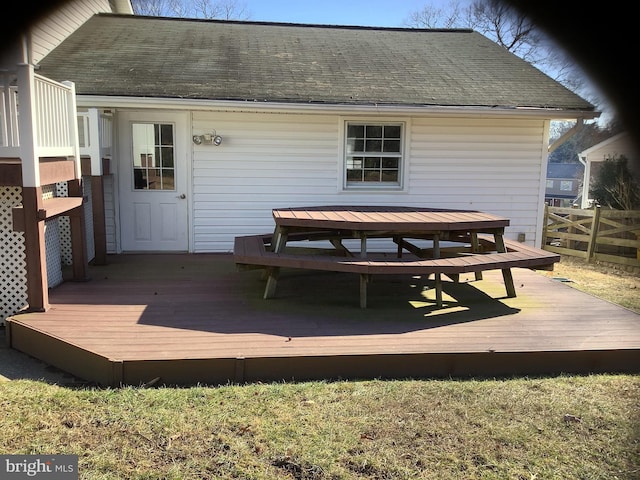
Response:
30,0,112,64
407,117,546,243
192,111,341,252
190,111,548,252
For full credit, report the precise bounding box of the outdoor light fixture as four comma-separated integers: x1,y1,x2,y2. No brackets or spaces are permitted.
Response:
192,130,222,146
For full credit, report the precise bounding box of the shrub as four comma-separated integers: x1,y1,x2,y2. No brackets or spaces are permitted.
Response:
590,155,640,209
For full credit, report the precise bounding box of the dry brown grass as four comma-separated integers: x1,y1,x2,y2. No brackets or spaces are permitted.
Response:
537,255,640,313
1,375,638,479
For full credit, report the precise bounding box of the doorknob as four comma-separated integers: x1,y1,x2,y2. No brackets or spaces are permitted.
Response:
177,193,186,199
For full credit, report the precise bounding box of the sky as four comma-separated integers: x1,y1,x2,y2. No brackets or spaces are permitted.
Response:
240,0,442,28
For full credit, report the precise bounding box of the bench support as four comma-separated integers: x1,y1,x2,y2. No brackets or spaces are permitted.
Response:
234,228,559,309
264,267,280,299
494,232,517,298
264,226,288,299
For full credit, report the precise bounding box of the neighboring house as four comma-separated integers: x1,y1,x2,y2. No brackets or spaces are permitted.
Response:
1,4,598,320
578,131,638,208
545,162,584,207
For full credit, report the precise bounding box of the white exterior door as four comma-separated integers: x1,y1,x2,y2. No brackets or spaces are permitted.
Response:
118,112,189,251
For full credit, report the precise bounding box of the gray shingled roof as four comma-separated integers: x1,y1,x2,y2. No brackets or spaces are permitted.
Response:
547,163,583,179
37,14,595,112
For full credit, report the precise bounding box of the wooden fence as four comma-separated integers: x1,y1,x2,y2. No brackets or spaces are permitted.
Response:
542,206,640,269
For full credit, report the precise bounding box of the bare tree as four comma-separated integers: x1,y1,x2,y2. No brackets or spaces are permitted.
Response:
469,1,540,61
405,1,463,28
132,0,173,16
591,156,640,210
167,0,190,17
132,0,250,20
215,0,250,20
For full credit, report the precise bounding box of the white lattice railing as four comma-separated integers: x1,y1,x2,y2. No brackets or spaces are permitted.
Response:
1,69,77,159
0,186,27,324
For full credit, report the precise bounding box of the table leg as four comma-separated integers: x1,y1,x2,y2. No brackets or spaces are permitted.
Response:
395,236,402,258
494,232,516,298
269,225,288,252
357,232,369,307
264,226,288,299
433,234,443,307
470,232,483,281
360,274,368,308
435,273,443,307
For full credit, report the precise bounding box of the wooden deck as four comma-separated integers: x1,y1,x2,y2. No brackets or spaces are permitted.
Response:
5,253,640,387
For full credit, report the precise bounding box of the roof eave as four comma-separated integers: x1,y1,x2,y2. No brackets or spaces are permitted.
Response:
76,95,599,120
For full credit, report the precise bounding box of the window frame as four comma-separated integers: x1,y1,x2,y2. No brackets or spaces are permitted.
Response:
341,120,407,191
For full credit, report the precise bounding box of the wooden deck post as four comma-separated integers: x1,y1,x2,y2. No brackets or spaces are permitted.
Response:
21,187,49,312
67,179,90,281
90,175,108,265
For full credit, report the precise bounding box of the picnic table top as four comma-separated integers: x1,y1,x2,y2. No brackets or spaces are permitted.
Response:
272,206,510,232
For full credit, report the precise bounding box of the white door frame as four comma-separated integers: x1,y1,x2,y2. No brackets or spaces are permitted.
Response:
117,110,191,252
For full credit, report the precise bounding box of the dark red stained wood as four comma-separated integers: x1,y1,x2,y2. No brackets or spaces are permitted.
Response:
6,253,640,387
233,234,559,275
272,206,510,231
0,159,22,185
21,187,49,312
38,158,77,185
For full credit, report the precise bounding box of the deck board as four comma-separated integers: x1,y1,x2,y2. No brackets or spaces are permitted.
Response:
6,253,640,386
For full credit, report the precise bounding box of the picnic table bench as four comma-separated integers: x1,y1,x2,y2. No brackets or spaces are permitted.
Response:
233,207,560,308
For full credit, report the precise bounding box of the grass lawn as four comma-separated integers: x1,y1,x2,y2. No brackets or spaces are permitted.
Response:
1,375,639,479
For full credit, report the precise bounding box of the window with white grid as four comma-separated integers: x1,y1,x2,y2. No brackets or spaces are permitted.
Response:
344,122,404,189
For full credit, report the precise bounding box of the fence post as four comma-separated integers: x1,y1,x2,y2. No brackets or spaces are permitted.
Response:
567,207,577,250
586,205,601,263
541,203,549,248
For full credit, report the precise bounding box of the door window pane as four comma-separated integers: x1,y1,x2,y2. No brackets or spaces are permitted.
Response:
132,123,175,190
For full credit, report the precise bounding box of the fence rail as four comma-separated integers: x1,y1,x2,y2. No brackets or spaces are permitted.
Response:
543,205,640,269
